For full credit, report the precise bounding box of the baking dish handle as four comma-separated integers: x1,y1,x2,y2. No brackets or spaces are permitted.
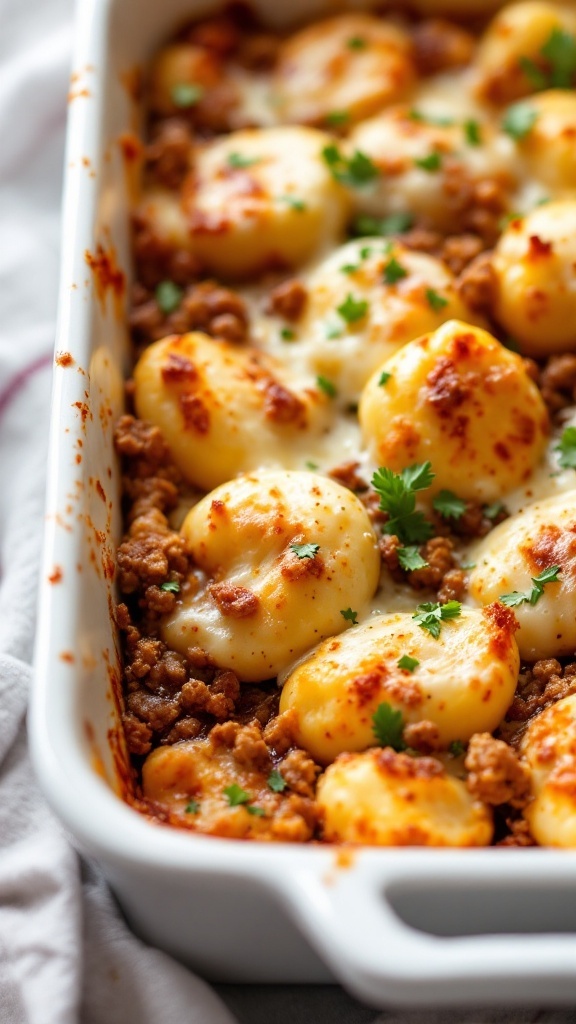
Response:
279,860,576,1008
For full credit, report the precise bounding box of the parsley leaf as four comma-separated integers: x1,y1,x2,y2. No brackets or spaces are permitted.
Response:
378,371,391,387
414,152,442,172
351,211,414,237
371,463,435,545
541,27,576,88
337,293,368,323
246,805,266,817
185,800,200,814
409,109,455,126
383,257,408,285
227,152,260,169
267,770,287,793
340,262,360,275
483,501,505,521
397,546,429,572
316,375,337,398
413,600,461,639
322,144,379,187
171,83,204,107
433,489,466,520
326,110,349,126
425,287,449,311
223,784,250,806
347,35,366,50
160,580,180,593
502,101,537,140
290,542,320,559
278,195,306,211
341,607,358,625
449,740,466,757
464,119,482,146
555,426,576,469
397,655,419,672
500,564,562,608
280,327,295,341
372,702,406,750
305,460,319,471
155,280,183,314
519,56,548,90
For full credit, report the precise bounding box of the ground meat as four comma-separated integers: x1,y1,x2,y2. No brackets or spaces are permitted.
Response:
209,582,260,617
403,720,442,754
130,278,249,347
278,748,320,799
441,234,485,276
495,815,537,848
263,709,299,756
401,226,443,256
210,720,272,770
408,536,458,592
379,533,402,576
437,568,466,604
412,19,475,75
505,659,576,727
266,279,308,321
539,355,576,416
262,379,306,424
116,508,190,597
122,713,153,756
127,690,182,733
456,251,496,314
442,166,509,246
185,14,241,56
329,460,369,493
145,119,193,190
236,32,280,70
132,209,203,290
443,499,508,539
162,716,203,744
465,732,531,808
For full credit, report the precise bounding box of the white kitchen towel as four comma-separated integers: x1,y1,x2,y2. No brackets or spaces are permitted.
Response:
0,0,575,1022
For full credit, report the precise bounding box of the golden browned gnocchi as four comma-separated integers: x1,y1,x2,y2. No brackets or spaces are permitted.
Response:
359,319,549,503
272,14,415,128
292,239,481,402
161,470,380,681
317,749,493,847
492,200,576,355
348,105,517,232
513,90,576,194
520,694,576,847
475,1,576,104
133,332,332,491
147,42,238,118
469,491,576,660
280,605,519,764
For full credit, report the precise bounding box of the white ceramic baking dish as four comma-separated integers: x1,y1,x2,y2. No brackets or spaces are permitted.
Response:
30,0,576,1007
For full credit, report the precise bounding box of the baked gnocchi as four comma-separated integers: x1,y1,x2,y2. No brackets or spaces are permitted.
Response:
114,1,576,848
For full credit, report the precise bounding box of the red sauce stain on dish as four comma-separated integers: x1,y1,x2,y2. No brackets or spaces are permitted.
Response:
59,651,75,664
85,244,126,314
68,87,91,102
73,400,91,425
48,566,63,584
84,720,108,782
118,132,143,202
55,351,75,368
335,848,356,870
95,479,107,503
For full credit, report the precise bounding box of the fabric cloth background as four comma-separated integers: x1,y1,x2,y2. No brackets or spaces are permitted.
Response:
0,0,575,1020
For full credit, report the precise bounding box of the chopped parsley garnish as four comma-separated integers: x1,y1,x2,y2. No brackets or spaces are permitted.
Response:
267,770,287,793
483,501,505,521
325,323,343,339
351,211,414,237
464,119,482,146
449,740,466,757
555,426,576,469
460,561,476,570
316,375,337,398
502,101,537,140
290,542,320,559
160,580,180,593
340,607,358,625
409,109,455,126
397,546,429,572
347,35,367,50
372,702,406,750
340,263,360,275
500,565,562,608
336,293,368,323
383,257,408,285
433,489,466,520
322,144,379,187
360,245,373,259
278,195,306,211
185,800,200,814
305,460,319,471
155,280,183,314
246,805,266,817
378,371,391,387
371,462,435,545
280,327,295,341
413,600,462,639
541,27,576,87
227,152,260,169
397,655,419,672
414,152,442,172
171,83,204,107
326,110,350,126
223,783,250,806
519,56,548,90
425,287,449,311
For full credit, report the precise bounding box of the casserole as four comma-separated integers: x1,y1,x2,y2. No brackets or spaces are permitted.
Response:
30,0,576,1006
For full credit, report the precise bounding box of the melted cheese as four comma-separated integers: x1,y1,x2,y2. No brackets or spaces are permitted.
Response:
521,694,576,847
